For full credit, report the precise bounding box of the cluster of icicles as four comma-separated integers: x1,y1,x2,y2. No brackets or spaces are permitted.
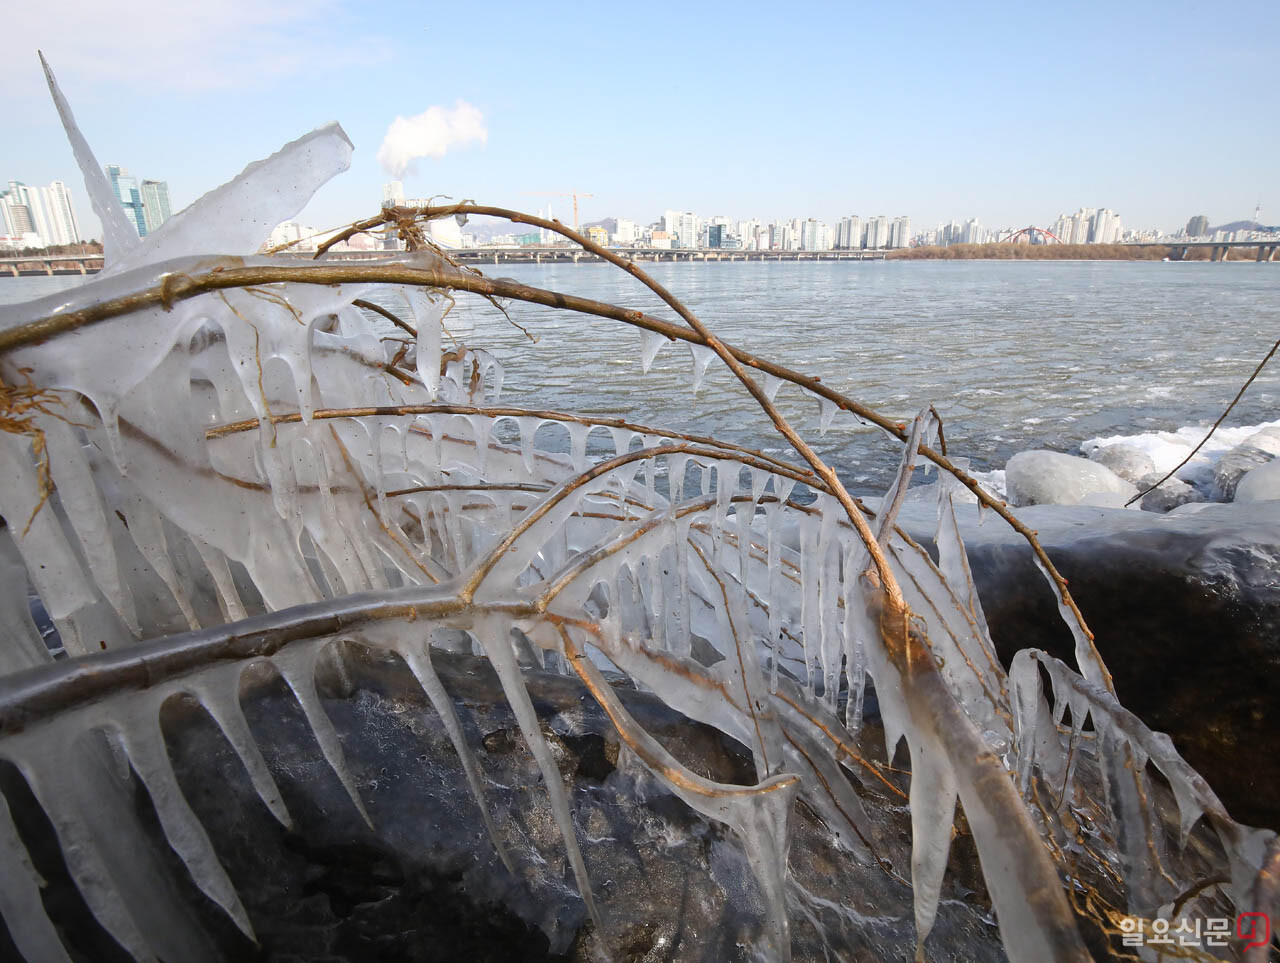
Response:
0,59,1274,963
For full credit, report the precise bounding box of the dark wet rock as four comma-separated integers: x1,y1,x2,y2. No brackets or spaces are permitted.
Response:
1211,429,1280,501
1135,472,1203,513
898,500,1280,831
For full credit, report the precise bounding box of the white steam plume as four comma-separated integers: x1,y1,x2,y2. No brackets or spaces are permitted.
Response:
376,101,487,177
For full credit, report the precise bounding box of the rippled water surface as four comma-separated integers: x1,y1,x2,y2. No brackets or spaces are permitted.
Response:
438,260,1280,485
5,261,1278,490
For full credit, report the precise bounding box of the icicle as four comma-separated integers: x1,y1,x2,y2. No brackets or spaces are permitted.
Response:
115,710,255,939
640,330,666,374
761,372,784,402
817,395,839,436
190,536,248,622
272,645,372,827
907,734,958,955
516,416,538,475
0,790,72,963
41,417,141,636
475,615,607,941
120,499,202,632
16,726,220,963
0,531,55,671
798,509,821,693
399,639,515,873
470,414,492,476
840,547,868,733
568,422,590,473
608,426,635,459
409,291,442,400
186,665,292,828
687,343,716,395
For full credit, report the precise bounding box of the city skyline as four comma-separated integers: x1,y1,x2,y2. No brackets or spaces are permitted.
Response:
5,1,1277,243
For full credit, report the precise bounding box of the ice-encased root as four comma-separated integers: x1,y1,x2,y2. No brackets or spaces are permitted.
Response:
0,57,1274,963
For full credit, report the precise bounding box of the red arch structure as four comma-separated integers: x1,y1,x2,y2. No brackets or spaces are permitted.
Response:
1001,225,1063,244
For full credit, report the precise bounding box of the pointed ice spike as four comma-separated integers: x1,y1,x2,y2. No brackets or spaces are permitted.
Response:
568,422,590,473
40,53,140,264
517,416,538,475
477,615,607,941
640,330,666,374
817,396,839,436
908,737,959,955
688,343,715,394
22,729,220,963
273,648,373,827
401,643,515,873
762,372,784,402
410,291,443,400
190,670,292,828
117,716,256,939
0,791,73,963
109,124,354,276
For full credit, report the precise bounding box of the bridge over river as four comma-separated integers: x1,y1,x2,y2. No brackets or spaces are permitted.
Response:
1124,240,1279,261
318,247,888,265
0,253,105,277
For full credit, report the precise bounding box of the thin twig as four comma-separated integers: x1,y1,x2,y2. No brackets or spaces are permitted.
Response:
1126,335,1280,505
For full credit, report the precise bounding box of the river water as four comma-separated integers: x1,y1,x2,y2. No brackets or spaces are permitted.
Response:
4,260,1278,493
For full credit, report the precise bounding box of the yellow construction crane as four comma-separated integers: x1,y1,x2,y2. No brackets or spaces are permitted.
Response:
522,190,594,231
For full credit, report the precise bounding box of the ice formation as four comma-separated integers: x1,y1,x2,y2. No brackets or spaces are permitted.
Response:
0,62,1275,963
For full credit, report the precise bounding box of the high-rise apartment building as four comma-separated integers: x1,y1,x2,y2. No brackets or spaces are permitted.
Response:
0,179,82,247
1091,208,1121,244
836,215,864,250
866,216,890,249
106,165,148,237
46,180,80,245
140,180,172,233
1185,215,1209,237
889,216,912,248
662,210,699,248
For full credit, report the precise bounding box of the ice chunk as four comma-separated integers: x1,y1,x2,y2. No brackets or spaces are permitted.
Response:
687,343,716,394
640,330,667,373
1006,450,1137,507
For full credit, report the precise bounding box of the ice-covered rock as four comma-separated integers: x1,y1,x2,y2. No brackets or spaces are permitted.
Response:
1211,440,1277,501
1005,449,1137,507
1087,443,1156,483
1078,490,1139,509
1244,425,1280,455
1235,459,1280,502
894,499,1280,831
1135,472,1203,513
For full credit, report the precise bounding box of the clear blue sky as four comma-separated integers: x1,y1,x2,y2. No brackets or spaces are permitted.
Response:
6,0,1278,240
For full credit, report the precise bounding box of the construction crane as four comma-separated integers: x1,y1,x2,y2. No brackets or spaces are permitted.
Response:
522,190,594,231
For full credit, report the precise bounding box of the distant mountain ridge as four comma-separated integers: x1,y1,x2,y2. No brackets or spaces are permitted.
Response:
1210,220,1279,234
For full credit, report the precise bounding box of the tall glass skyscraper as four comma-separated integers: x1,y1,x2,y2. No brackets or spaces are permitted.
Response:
140,180,172,233
105,165,148,237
